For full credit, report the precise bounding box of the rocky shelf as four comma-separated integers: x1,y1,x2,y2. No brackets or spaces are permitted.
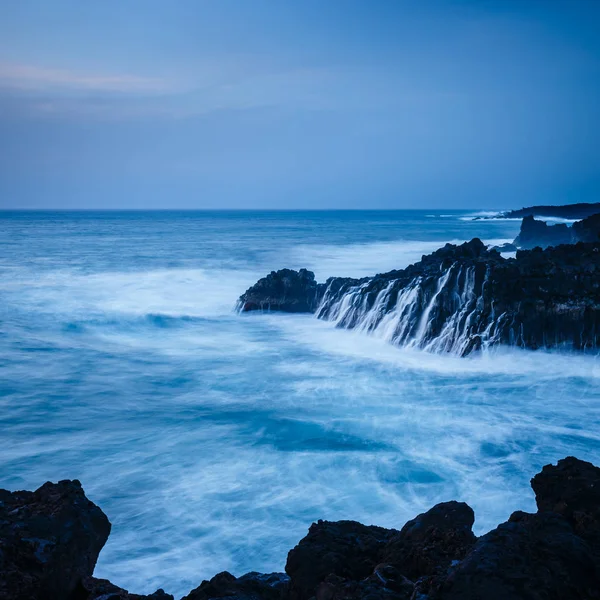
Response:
498,202,600,220
1,457,600,599
238,239,600,355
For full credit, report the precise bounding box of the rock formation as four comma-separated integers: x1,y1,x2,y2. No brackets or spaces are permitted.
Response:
499,202,600,220
237,268,323,313
514,213,600,249
0,479,111,600
514,215,572,248
3,458,600,599
239,239,600,355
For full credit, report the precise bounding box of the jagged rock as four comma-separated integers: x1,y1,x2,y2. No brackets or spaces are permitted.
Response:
0,480,111,600
428,511,600,600
83,577,173,600
181,571,289,600
514,213,600,250
531,455,600,563
238,268,323,313
285,520,398,600
501,202,600,220
381,501,476,582
514,215,572,249
240,239,600,355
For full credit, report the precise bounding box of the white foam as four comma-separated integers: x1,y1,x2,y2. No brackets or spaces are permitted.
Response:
267,314,600,380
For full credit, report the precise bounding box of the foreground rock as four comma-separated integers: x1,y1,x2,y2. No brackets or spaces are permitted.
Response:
428,511,599,600
3,457,600,599
500,202,600,220
0,479,111,600
239,239,600,355
182,571,289,600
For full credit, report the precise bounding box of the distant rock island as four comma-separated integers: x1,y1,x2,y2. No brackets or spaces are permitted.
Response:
499,202,600,220
239,239,600,355
2,457,600,599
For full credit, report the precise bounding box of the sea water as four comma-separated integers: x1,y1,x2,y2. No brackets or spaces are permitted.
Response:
1,210,599,598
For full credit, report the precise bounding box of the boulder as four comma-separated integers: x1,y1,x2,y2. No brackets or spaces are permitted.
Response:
285,520,397,600
0,479,111,600
381,501,476,581
531,455,600,561
428,511,600,600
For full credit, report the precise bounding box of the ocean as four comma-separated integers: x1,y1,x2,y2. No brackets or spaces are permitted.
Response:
1,210,599,598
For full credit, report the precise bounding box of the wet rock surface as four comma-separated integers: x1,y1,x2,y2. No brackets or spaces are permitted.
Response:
2,457,600,600
240,239,600,354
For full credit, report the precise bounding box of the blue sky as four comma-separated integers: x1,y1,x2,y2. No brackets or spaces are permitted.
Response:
1,0,599,209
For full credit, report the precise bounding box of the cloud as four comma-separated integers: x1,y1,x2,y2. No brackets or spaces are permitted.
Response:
0,63,172,94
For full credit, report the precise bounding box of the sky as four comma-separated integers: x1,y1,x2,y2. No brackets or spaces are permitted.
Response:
0,0,599,209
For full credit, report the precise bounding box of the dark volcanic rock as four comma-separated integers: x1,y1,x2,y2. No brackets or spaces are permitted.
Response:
514,213,600,249
182,571,289,600
285,520,398,600
238,268,323,313
573,213,600,243
501,202,600,220
5,457,600,600
314,565,414,600
382,501,476,582
83,577,174,600
241,239,600,354
0,479,111,600
531,456,600,561
514,215,572,249
428,511,600,600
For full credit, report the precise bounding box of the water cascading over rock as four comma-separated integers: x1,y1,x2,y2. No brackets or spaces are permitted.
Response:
238,239,600,356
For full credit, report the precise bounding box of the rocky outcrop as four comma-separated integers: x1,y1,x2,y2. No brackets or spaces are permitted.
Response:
0,479,111,600
2,458,600,600
427,511,599,600
500,202,600,220
573,213,600,243
238,269,323,313
239,239,600,355
0,479,171,600
285,520,399,600
381,501,476,582
514,213,600,249
514,215,572,248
